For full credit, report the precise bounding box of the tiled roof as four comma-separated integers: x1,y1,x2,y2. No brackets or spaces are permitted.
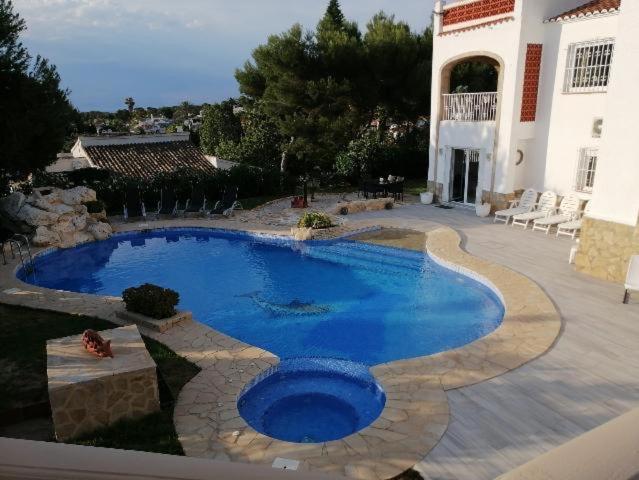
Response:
439,16,515,36
84,141,215,180
547,0,621,23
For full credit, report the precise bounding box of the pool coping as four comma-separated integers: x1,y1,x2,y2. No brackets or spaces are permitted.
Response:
0,219,561,479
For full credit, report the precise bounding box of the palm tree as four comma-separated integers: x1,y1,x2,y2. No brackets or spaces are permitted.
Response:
124,97,135,114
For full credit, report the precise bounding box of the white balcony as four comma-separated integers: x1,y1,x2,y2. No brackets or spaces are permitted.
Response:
442,92,498,122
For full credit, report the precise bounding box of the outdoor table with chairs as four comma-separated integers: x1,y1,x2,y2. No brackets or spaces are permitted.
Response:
359,175,405,201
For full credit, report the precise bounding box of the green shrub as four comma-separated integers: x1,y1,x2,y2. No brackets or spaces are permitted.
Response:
297,212,333,229
122,284,179,319
83,200,106,214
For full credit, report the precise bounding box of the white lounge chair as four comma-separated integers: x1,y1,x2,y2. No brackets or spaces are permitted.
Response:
532,194,582,235
556,201,591,239
624,255,639,304
494,188,538,225
511,191,558,229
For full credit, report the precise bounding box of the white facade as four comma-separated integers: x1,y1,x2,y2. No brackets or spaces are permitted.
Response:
428,0,634,227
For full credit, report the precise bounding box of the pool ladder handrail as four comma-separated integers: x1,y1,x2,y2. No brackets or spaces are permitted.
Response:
2,234,35,274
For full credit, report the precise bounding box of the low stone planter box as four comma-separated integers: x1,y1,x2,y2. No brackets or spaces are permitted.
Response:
116,309,192,333
46,325,160,441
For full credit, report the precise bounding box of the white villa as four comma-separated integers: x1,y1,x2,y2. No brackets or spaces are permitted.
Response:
428,0,638,282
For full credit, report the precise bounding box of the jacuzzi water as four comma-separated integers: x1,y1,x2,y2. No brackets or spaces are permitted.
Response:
18,228,504,366
238,358,385,443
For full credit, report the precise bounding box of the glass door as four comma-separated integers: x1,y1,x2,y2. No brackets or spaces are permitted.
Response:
450,149,467,203
450,148,480,205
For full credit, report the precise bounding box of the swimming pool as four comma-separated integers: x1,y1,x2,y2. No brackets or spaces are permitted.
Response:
18,228,504,366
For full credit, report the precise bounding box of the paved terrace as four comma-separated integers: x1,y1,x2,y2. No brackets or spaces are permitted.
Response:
342,203,639,480
1,199,638,479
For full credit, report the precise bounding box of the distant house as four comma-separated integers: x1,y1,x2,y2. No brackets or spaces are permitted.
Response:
134,115,173,134
48,133,218,179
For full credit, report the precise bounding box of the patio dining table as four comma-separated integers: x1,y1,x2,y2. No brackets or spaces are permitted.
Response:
360,180,404,200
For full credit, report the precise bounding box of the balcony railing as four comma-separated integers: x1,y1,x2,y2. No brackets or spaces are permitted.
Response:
442,92,498,122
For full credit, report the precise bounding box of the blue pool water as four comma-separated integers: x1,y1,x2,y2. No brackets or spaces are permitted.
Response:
238,358,385,443
18,228,504,366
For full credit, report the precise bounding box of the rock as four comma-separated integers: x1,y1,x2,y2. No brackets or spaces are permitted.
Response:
72,231,95,245
61,187,96,205
87,222,112,241
291,227,314,241
28,194,75,215
16,203,60,227
90,210,108,222
1,186,107,248
73,204,88,215
32,226,62,247
0,191,26,218
52,213,88,235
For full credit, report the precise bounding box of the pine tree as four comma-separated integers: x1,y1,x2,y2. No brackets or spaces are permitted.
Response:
323,0,345,28
0,0,75,192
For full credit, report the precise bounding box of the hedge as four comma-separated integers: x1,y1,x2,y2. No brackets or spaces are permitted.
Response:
32,165,286,215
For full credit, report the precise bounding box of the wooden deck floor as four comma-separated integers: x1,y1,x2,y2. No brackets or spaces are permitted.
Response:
350,204,639,480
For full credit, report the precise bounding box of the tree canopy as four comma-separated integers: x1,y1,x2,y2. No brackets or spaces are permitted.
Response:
0,0,75,190
234,1,432,180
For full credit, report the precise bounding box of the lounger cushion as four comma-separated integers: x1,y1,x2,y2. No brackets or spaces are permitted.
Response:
534,214,571,227
557,220,582,231
513,211,548,222
495,206,529,217
626,256,639,290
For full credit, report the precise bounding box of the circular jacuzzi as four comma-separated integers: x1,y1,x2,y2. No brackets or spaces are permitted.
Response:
237,358,386,443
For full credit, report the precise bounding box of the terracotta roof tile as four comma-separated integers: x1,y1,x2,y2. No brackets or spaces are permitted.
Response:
84,141,215,180
439,16,515,36
547,0,621,23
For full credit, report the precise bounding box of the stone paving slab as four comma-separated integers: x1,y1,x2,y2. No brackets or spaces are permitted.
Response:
0,216,561,479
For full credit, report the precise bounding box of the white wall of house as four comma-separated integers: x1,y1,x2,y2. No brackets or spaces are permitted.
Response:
588,2,639,226
530,15,619,200
429,0,623,206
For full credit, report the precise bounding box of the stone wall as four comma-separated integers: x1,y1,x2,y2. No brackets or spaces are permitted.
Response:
575,217,639,283
481,190,517,212
427,181,444,203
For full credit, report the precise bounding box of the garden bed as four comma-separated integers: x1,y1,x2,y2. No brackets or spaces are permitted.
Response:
0,304,200,454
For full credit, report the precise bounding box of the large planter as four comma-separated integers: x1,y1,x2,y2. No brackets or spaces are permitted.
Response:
116,309,192,333
476,203,492,217
420,192,434,205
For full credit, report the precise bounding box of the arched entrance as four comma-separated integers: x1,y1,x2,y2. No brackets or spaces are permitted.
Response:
432,52,505,205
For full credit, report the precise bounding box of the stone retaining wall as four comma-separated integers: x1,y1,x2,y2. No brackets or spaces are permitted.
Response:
575,217,639,283
47,325,160,440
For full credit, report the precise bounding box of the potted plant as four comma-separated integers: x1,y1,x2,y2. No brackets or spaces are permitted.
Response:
117,284,191,332
420,192,434,204
475,201,491,217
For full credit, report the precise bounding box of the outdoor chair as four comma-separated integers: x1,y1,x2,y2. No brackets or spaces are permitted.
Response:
556,201,591,239
185,187,207,215
363,181,385,199
123,186,146,221
494,188,538,225
532,194,582,235
511,191,558,230
624,255,639,304
386,181,404,202
211,187,242,217
156,189,178,217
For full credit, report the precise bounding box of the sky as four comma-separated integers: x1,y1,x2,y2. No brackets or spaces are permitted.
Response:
13,0,435,112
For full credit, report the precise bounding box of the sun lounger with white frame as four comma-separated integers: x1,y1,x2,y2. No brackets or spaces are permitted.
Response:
532,194,582,235
494,188,538,225
624,255,639,304
511,191,558,230
556,201,591,239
